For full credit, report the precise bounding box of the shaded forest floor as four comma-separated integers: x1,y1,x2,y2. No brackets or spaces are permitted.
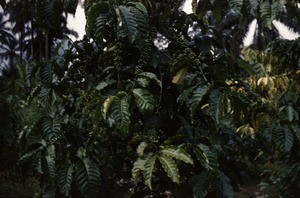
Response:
0,169,274,198
0,170,40,197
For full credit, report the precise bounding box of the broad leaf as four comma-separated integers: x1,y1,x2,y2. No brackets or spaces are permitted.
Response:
118,6,138,43
45,155,57,184
260,1,281,29
190,172,209,198
110,96,130,134
103,96,115,119
194,144,219,171
286,104,299,122
132,156,147,185
189,85,210,116
275,127,294,152
158,155,180,184
132,153,157,189
143,154,157,189
138,72,162,87
292,126,300,144
94,14,108,44
137,141,148,157
160,145,194,165
58,162,74,197
133,88,156,115
129,6,148,42
178,86,197,107
209,90,224,124
18,141,47,163
42,116,61,142
129,2,148,14
217,171,234,198
40,63,53,86
86,2,109,41
75,158,101,197
228,0,244,13
172,67,187,85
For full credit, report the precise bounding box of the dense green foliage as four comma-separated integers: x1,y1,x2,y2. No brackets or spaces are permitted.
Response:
1,0,300,197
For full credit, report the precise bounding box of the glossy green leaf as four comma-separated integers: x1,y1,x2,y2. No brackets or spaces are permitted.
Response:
133,88,156,115
158,155,180,184
137,141,148,157
217,171,234,198
228,0,244,13
75,158,101,196
45,155,57,184
132,153,157,189
58,162,74,197
118,6,138,43
191,172,208,198
138,72,162,87
209,90,224,124
143,154,156,189
103,96,115,119
110,96,130,134
194,144,219,171
189,85,210,116
160,145,194,165
42,116,61,142
275,127,294,152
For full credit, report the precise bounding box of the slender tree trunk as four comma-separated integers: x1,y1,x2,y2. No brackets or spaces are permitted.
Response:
38,29,42,61
256,16,266,51
20,19,24,67
45,31,49,61
31,19,34,60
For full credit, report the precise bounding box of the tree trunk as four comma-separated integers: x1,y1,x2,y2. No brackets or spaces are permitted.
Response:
31,19,34,61
45,31,49,61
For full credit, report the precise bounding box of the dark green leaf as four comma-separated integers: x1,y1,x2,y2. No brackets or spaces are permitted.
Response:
158,155,180,184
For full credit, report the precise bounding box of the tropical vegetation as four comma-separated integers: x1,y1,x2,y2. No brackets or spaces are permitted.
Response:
0,0,300,197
